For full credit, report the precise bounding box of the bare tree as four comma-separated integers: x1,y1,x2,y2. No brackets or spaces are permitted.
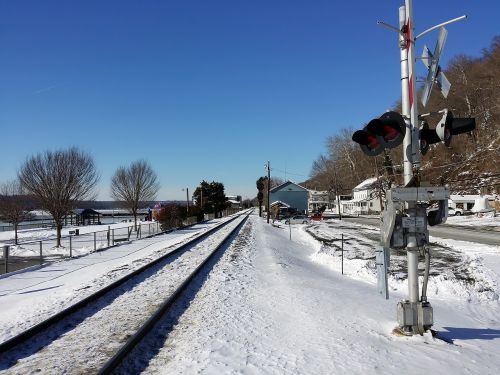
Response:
0,180,33,244
18,148,99,247
111,160,160,230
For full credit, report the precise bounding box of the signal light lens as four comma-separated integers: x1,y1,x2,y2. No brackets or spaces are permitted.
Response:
352,130,384,156
367,134,380,149
382,125,399,141
367,112,406,149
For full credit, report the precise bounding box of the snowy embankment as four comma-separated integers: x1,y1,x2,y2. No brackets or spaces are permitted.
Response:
132,212,500,374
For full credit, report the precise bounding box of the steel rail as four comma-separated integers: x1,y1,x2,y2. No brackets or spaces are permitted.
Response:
0,211,249,354
97,212,250,374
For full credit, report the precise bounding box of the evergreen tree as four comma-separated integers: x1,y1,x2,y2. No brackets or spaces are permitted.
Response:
193,180,229,218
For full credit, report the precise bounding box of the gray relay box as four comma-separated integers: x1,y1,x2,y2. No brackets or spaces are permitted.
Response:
397,301,433,331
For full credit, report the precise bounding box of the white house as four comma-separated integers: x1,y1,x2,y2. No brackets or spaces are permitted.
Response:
308,190,330,213
323,195,352,217
226,195,242,209
342,177,382,215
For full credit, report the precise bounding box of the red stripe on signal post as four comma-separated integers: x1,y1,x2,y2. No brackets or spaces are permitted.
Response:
406,17,413,109
406,18,411,49
409,77,413,108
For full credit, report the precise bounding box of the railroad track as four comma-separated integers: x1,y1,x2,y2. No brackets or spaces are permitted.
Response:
0,210,251,374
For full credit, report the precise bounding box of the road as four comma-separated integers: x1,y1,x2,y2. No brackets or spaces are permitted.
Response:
341,216,500,246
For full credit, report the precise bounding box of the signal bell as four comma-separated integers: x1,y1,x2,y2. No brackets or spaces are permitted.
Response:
352,111,406,156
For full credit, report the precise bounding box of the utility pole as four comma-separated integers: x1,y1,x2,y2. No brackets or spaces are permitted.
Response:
182,188,189,215
332,167,342,220
266,161,271,224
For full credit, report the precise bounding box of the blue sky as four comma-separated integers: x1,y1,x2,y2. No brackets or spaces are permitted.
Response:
1,0,498,200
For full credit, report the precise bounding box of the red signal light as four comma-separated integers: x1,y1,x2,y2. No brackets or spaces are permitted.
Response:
352,130,384,156
352,112,406,156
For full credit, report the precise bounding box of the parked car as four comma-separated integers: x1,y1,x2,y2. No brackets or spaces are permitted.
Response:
284,215,311,224
310,213,322,221
448,207,464,216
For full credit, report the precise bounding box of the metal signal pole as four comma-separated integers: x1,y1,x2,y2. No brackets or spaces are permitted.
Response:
375,0,467,335
400,0,421,312
266,161,271,224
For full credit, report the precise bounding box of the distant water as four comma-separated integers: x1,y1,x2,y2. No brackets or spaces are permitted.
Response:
0,215,138,232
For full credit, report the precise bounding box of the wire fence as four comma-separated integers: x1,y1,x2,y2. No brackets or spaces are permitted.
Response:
0,208,245,275
0,221,161,275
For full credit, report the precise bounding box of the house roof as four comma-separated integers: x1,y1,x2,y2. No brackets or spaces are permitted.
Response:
270,180,308,193
309,190,329,195
270,201,290,208
353,177,378,191
342,197,369,203
72,208,101,215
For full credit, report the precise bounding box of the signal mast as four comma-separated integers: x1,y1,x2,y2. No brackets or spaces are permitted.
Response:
352,0,474,335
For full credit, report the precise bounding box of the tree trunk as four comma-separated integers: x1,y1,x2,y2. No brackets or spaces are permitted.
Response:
14,222,19,245
133,211,138,231
56,223,62,247
259,201,262,217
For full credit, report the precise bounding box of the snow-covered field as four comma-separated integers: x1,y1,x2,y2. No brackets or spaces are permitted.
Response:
0,219,151,243
0,220,160,260
1,210,499,374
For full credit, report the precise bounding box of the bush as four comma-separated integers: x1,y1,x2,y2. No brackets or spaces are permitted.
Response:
156,203,181,230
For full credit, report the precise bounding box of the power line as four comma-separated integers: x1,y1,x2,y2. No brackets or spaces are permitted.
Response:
271,168,308,178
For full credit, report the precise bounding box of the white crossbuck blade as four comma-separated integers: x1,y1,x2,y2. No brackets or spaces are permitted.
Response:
421,27,451,107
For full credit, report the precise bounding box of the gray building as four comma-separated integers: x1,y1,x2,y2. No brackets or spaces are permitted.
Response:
269,181,309,214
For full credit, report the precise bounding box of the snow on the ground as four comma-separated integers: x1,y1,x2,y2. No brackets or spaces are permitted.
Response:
446,214,500,229
136,211,500,374
1,211,500,374
0,216,246,374
0,220,160,258
0,220,149,243
0,218,231,343
305,220,500,303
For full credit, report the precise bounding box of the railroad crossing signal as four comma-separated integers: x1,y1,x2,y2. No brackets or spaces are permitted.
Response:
352,111,406,156
366,0,471,336
420,109,476,155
